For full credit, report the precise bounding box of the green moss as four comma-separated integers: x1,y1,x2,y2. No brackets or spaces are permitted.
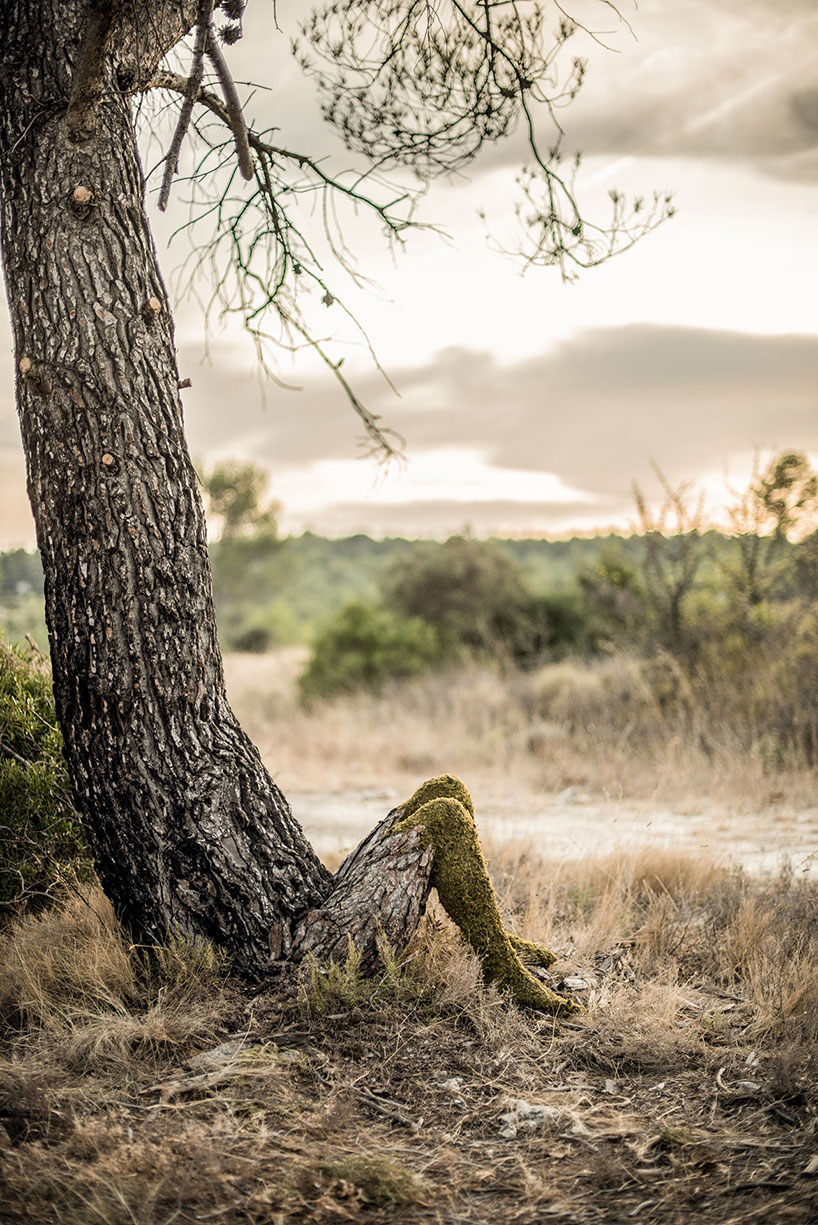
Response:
0,638,93,910
399,772,474,821
507,933,557,969
394,775,578,1016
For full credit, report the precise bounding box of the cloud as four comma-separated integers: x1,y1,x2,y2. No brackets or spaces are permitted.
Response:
481,328,818,495
288,498,621,539
175,324,818,534
3,324,817,544
474,0,818,183
175,0,818,200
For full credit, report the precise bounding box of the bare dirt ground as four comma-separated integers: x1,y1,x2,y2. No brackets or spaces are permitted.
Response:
289,785,818,876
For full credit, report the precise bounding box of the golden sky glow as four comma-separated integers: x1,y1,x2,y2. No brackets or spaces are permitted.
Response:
1,0,817,544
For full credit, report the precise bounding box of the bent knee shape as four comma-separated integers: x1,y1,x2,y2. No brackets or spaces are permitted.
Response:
399,773,475,823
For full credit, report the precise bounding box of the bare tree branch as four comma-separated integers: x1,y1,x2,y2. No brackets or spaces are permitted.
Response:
138,3,674,454
158,0,214,211
205,21,254,181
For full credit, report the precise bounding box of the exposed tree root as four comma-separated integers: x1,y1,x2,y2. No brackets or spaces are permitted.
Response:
393,775,579,1015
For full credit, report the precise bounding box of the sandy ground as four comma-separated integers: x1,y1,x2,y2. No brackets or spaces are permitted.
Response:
288,783,818,875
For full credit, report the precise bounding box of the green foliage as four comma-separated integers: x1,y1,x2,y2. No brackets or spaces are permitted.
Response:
753,451,818,541
201,462,296,652
299,602,443,700
519,590,596,659
0,548,44,599
725,452,818,610
201,460,279,540
579,542,647,648
384,535,532,656
795,529,818,599
632,473,710,658
0,547,47,648
301,931,434,1020
5,451,818,770
0,595,48,651
0,639,93,911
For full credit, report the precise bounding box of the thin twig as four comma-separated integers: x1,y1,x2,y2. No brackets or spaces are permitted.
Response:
159,0,213,211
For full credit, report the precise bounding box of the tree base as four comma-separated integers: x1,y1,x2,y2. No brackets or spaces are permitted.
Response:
285,775,580,1017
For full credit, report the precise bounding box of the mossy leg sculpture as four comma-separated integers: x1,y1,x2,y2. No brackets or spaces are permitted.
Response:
393,775,579,1015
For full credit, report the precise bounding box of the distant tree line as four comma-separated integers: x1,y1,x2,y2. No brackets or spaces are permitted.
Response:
4,453,818,764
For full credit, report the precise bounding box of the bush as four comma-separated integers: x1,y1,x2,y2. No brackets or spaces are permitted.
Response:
0,639,93,912
299,602,443,701
384,535,537,657
511,591,596,667
221,599,302,653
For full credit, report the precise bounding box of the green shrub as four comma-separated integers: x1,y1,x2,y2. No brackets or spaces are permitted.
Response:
0,639,93,911
0,595,48,649
383,535,532,656
299,602,443,701
511,590,596,666
220,600,301,653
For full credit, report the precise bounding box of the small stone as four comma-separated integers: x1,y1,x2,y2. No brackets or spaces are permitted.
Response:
561,976,591,992
516,1100,558,1125
501,1100,558,1134
441,1078,462,1092
188,1039,246,1070
19,356,31,374
72,185,92,205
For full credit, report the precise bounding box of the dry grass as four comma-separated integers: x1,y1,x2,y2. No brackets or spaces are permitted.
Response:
2,849,818,1224
224,650,818,812
0,888,239,1078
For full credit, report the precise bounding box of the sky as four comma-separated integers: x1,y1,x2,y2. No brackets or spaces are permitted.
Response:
1,0,817,545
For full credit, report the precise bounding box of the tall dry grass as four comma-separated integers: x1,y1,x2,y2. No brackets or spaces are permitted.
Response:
0,887,238,1074
224,649,818,809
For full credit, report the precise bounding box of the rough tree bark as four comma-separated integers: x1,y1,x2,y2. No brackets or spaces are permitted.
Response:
0,0,333,973
0,1,574,1013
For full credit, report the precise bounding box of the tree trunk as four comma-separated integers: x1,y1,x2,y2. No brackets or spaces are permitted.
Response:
286,807,435,972
0,0,332,974
0,5,571,1015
